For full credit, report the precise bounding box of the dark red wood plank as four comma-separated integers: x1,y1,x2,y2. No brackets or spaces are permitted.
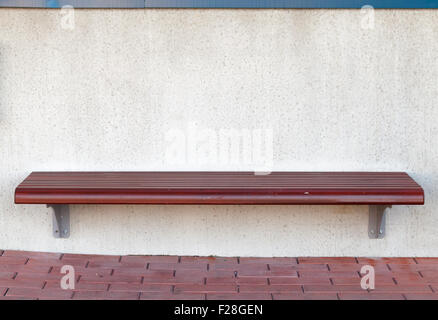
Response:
14,172,424,205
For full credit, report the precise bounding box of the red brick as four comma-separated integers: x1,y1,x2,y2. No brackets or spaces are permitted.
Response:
394,271,425,279
387,270,424,278
303,285,364,293
171,269,204,276
0,287,7,296
73,291,139,300
143,256,179,263
89,259,149,269
0,264,51,273
391,273,424,284
0,256,28,265
339,293,404,300
292,264,330,271
177,269,233,277
6,287,73,299
417,270,438,278
113,270,174,282
207,293,271,300
111,267,154,276
240,257,297,265
237,277,268,285
329,263,389,272
0,272,15,280
3,251,438,300
238,269,298,278
142,270,175,278
26,257,87,268
298,270,359,278
172,274,205,285
174,284,237,293
330,277,361,285
78,273,141,283
149,262,207,271
0,296,37,300
15,272,79,282
273,293,338,300
50,266,112,276
269,277,331,285
143,270,192,282
0,279,45,289
421,277,438,284
142,276,203,285
141,292,205,300
239,284,301,293
357,257,416,265
371,285,432,293
83,255,121,262
86,261,121,269
120,256,178,267
45,280,108,291
181,256,238,264
38,297,75,300
404,293,438,300
109,283,172,292
332,276,395,286
429,284,438,292
62,253,120,262
298,257,357,264
269,264,300,272
205,276,236,285
275,263,332,272
2,250,61,260
173,271,232,284
415,258,438,264
205,276,268,285
389,264,438,272
209,263,268,272
119,256,149,264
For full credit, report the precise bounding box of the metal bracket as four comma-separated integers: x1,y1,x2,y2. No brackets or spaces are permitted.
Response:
368,205,391,239
47,204,70,238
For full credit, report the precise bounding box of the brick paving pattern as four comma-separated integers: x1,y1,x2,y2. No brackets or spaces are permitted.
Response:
0,250,437,300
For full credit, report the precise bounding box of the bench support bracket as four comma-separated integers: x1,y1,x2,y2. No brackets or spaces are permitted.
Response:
47,204,70,239
368,205,391,239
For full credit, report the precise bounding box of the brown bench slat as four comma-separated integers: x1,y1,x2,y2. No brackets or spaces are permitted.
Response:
14,172,424,205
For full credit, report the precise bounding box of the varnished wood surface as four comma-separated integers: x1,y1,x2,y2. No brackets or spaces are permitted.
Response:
14,172,424,205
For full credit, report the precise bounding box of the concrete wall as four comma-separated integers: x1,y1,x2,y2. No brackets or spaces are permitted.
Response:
0,9,437,257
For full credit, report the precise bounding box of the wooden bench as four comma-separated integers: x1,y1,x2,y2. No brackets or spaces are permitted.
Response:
15,172,424,239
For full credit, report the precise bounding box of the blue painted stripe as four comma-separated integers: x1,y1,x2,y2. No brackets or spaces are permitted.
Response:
0,0,437,8
145,0,438,8
47,0,144,8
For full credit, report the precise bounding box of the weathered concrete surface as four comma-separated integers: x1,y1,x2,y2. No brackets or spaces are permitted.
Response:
0,9,436,256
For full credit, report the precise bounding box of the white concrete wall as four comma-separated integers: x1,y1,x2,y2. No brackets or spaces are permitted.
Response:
0,9,437,257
